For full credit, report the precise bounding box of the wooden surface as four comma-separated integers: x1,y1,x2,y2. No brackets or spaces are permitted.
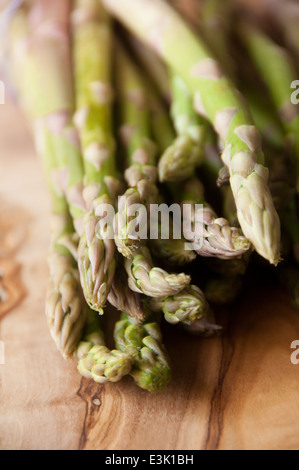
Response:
1,99,299,451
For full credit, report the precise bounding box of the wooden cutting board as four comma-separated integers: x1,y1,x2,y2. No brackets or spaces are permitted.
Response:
1,96,299,451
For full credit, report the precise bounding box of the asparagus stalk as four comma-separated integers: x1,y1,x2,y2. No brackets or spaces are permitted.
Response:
239,22,299,189
35,115,87,360
242,86,287,152
125,246,190,298
125,34,171,103
197,0,235,78
148,64,249,261
171,0,236,78
199,127,240,228
136,75,197,266
108,258,150,324
114,42,191,294
200,142,252,294
183,307,222,337
114,313,171,392
148,285,209,326
9,2,131,374
109,253,205,328
114,41,158,258
72,0,120,314
77,308,133,383
158,73,206,182
240,77,299,262
42,138,87,360
170,178,251,259
102,0,281,265
9,3,88,359
13,0,87,239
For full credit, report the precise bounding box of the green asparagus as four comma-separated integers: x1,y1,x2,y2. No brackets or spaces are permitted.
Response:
240,22,299,191
158,73,206,182
148,285,209,325
125,246,191,298
114,313,171,392
171,178,251,259
102,0,281,265
9,2,87,360
114,41,158,258
77,308,133,383
72,0,120,314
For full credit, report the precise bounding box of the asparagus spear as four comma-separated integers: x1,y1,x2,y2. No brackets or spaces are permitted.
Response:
72,0,121,314
158,74,206,182
77,308,133,384
197,0,235,78
135,74,197,266
125,246,190,298
15,0,86,241
114,41,159,258
34,115,87,360
130,64,200,267
10,3,132,376
200,123,241,230
102,0,281,266
171,0,235,78
240,78,299,262
148,285,209,326
170,178,251,259
9,3,88,360
242,86,287,152
158,73,206,182
127,10,207,185
125,34,171,103
9,0,103,300
42,139,87,360
200,138,253,299
239,23,299,189
147,65,250,261
114,42,191,294
110,253,206,327
183,308,222,337
114,313,171,392
108,259,150,324
12,0,116,316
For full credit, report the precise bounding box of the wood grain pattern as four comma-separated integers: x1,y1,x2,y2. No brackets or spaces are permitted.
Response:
1,99,299,451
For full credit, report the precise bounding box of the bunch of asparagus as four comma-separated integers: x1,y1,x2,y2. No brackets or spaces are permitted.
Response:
5,0,299,392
